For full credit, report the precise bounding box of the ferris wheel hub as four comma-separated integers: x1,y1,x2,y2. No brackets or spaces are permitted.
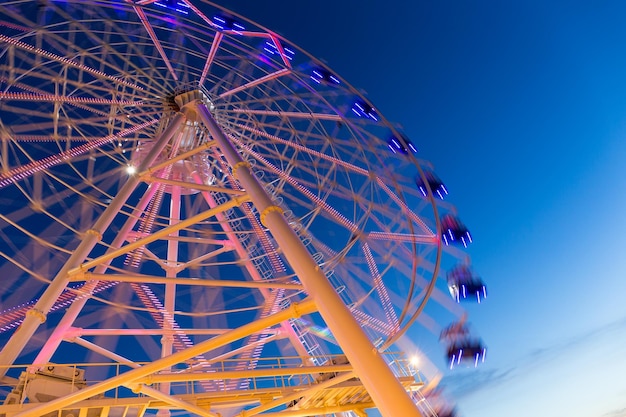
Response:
174,90,212,113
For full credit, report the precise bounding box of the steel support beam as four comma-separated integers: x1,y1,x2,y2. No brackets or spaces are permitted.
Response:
0,112,187,377
13,299,316,417
194,101,423,417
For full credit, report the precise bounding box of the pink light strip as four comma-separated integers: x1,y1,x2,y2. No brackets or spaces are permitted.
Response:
1,77,111,117
0,92,144,106
234,125,434,235
218,68,290,99
0,34,144,91
180,0,219,28
236,124,435,237
236,124,368,176
199,32,223,86
0,119,157,189
223,30,270,38
352,308,396,336
0,281,118,334
269,35,292,69
362,242,399,333
368,232,437,244
10,135,94,142
375,179,434,235
230,109,343,121
0,20,31,32
130,4,179,81
125,187,166,268
232,139,359,234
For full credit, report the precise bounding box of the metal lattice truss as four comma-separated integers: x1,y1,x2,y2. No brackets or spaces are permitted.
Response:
0,1,467,416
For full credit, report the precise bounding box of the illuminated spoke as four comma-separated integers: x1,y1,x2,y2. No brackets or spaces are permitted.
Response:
218,68,290,99
0,119,157,189
229,108,344,121
0,33,144,90
199,32,222,86
131,5,178,81
0,92,145,106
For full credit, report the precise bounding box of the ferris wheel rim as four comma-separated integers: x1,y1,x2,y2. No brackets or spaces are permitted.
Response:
0,3,476,415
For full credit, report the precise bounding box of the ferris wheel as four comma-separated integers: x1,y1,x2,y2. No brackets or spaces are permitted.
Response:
0,1,486,416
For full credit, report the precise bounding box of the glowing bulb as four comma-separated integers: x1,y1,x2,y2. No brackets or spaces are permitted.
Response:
126,165,137,175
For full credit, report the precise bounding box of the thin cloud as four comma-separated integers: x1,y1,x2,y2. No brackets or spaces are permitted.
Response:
441,315,626,400
441,367,514,398
601,408,626,417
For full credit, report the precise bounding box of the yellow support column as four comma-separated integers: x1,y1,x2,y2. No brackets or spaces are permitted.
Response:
194,100,423,417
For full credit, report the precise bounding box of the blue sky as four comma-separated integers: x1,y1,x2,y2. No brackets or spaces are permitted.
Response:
216,1,626,415
1,2,625,416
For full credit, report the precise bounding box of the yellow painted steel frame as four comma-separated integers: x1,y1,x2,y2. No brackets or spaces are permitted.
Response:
10,300,316,417
195,100,424,417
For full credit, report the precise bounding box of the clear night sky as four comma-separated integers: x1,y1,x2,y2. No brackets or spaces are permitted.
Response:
213,1,626,416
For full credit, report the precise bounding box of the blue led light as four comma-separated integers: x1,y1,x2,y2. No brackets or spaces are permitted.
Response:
440,215,472,247
213,14,245,32
310,67,341,85
154,0,189,14
416,171,447,200
264,41,295,61
351,99,377,121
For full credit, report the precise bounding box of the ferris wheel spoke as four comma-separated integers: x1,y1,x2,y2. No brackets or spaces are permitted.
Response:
0,91,145,106
179,0,219,29
268,35,293,69
235,129,435,243
0,20,30,32
351,308,396,337
0,281,118,335
368,231,437,245
0,119,157,189
218,69,290,99
143,176,245,195
366,237,461,316
273,212,401,339
376,179,434,235
130,4,178,82
199,32,222,86
9,135,98,143
1,78,119,118
362,242,400,332
69,194,249,275
235,123,369,176
229,108,343,122
75,273,303,290
59,21,173,95
0,34,144,91
241,145,359,233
